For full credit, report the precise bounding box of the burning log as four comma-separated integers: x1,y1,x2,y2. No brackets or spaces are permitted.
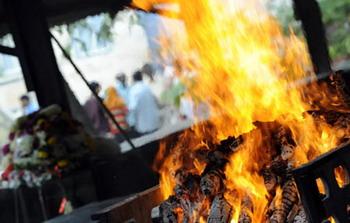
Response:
159,195,183,223
238,196,253,223
174,171,201,198
203,136,244,172
158,121,317,223
160,193,201,223
334,114,350,129
276,126,296,161
330,72,350,108
286,204,301,223
238,212,252,223
207,195,232,223
168,171,208,222
307,109,350,126
200,169,224,197
217,136,243,155
270,156,288,179
293,207,308,223
206,151,228,169
261,167,277,194
269,180,299,223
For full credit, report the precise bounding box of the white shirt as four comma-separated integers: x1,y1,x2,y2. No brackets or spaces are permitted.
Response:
128,81,161,133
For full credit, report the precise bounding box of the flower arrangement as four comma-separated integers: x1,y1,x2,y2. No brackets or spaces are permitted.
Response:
0,105,92,188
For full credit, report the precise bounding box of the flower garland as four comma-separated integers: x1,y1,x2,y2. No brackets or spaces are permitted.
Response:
0,105,92,188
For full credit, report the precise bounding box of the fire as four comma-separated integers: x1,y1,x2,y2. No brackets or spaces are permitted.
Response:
223,130,270,222
133,0,349,222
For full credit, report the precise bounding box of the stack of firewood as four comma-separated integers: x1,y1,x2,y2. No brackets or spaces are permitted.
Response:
155,113,350,223
156,125,304,223
155,74,350,223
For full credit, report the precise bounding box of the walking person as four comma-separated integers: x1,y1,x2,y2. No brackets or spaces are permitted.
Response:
84,82,110,136
128,71,161,137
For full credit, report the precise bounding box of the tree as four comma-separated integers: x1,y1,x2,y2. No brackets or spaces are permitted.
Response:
268,0,350,60
318,0,350,60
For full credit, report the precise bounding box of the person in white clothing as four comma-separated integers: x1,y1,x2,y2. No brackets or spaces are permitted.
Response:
128,71,161,136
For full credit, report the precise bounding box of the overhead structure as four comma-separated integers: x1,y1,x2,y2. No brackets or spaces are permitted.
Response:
0,0,131,110
0,0,333,108
3,0,69,109
293,0,332,75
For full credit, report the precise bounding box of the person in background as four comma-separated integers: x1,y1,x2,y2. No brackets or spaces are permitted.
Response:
20,95,39,116
115,73,129,105
84,82,109,136
104,87,129,142
142,63,154,82
128,71,161,136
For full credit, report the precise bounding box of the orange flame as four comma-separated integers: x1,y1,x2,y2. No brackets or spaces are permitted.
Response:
133,0,349,221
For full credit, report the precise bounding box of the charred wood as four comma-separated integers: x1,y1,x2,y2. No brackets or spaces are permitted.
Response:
270,156,288,179
261,167,277,194
293,207,308,223
287,204,301,223
276,126,296,161
238,196,253,223
206,150,228,170
330,72,350,108
307,109,350,126
217,136,243,155
207,195,232,223
203,136,244,172
174,171,201,198
269,180,299,223
160,195,183,223
200,169,224,197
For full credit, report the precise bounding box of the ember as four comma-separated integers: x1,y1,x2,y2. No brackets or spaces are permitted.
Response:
133,0,350,222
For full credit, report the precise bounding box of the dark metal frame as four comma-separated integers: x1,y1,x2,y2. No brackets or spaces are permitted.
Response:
293,0,332,75
2,0,70,110
293,143,350,223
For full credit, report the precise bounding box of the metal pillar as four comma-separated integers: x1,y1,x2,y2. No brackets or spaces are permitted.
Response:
3,0,69,110
293,0,332,75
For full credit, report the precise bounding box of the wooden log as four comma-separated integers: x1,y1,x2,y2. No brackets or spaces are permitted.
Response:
261,167,277,194
238,211,252,223
307,109,350,125
216,136,243,155
287,204,301,223
293,207,308,223
207,195,232,223
238,196,253,223
160,195,183,223
206,150,228,170
269,180,299,223
270,156,288,179
174,172,201,198
200,169,223,197
276,126,296,161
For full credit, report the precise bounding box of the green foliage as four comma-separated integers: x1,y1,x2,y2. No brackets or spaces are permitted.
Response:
268,0,350,60
97,14,113,46
318,0,350,59
59,13,118,56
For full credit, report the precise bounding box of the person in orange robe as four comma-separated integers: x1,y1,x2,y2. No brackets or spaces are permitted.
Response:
104,87,129,141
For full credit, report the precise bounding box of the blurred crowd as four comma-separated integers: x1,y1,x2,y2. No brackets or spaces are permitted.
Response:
16,62,209,144
84,67,161,142
83,63,206,142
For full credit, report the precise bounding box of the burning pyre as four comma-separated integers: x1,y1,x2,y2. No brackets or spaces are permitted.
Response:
133,0,350,222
